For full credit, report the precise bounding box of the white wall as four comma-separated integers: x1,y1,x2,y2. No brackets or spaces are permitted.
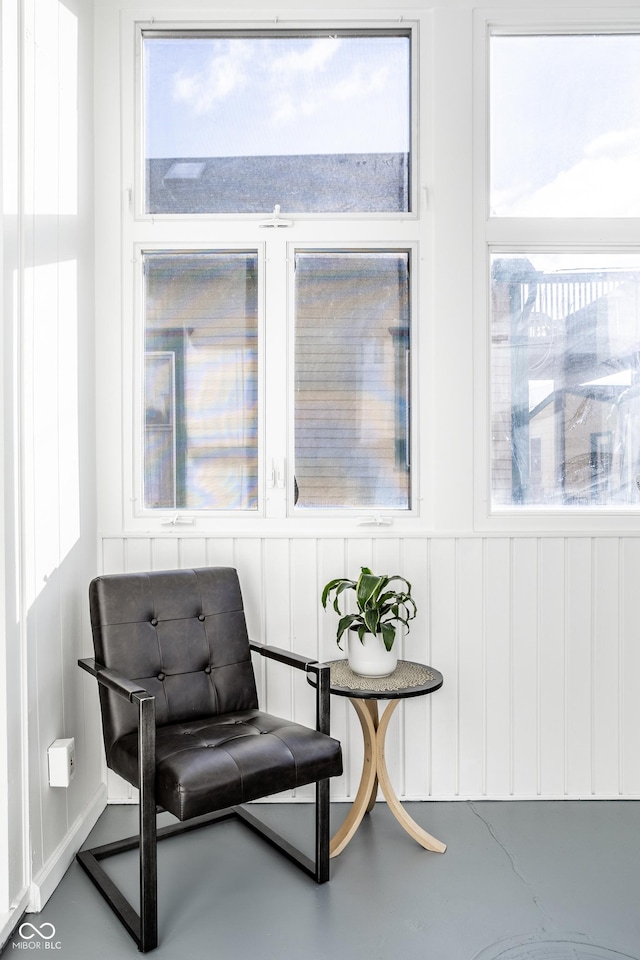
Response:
0,0,27,932
1,0,103,941
92,0,640,815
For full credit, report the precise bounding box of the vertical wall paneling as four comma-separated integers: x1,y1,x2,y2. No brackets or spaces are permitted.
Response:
402,539,431,799
236,538,264,706
99,534,640,802
318,539,347,663
178,537,207,569
290,539,320,664
510,539,539,797
428,539,458,797
150,537,180,571
620,538,640,795
456,538,484,798
483,538,513,796
289,540,320,799
483,538,512,797
290,539,320,733
262,539,292,722
318,538,350,798
101,537,125,575
124,537,152,573
592,538,621,796
204,536,236,568
564,538,593,797
261,539,294,797
233,537,262,638
537,539,566,798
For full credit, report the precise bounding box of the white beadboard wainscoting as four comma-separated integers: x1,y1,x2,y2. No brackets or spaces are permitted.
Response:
98,534,640,804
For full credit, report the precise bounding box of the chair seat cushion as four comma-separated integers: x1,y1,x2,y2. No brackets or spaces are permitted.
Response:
109,709,343,821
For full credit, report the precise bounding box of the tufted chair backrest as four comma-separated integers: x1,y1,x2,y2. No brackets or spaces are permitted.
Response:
89,567,259,761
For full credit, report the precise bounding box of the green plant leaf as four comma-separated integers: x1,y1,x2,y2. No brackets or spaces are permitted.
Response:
321,578,356,616
336,613,359,648
385,574,413,595
363,607,380,636
381,622,396,651
356,570,385,612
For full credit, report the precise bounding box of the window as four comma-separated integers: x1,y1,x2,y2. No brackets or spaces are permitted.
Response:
485,27,640,512
294,251,411,510
490,33,640,217
142,31,411,215
142,251,259,510
129,23,419,522
490,253,640,507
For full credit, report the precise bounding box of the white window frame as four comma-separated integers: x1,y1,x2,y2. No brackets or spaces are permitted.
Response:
134,22,420,224
473,7,640,533
118,10,428,534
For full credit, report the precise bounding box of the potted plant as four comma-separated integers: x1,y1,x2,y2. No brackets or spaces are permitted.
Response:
321,566,417,677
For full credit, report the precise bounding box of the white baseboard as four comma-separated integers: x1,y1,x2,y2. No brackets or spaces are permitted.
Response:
28,784,107,912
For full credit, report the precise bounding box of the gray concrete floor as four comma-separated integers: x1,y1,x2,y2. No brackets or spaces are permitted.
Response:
3,800,640,960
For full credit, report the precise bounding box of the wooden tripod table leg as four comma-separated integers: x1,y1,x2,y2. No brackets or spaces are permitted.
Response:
364,700,379,814
330,695,447,857
376,699,447,853
329,697,378,857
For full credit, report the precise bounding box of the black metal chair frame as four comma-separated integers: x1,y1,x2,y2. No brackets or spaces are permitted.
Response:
77,640,332,953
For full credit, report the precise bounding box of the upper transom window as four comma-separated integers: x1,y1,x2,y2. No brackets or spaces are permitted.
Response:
142,29,412,215
490,33,640,217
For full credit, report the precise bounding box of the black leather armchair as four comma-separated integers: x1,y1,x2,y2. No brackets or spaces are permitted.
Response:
77,567,342,952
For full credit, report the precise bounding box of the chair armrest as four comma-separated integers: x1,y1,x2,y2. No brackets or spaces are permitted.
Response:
78,657,157,847
78,657,149,703
248,642,331,736
249,640,316,672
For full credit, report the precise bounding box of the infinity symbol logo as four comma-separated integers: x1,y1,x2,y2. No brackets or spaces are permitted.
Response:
18,922,56,940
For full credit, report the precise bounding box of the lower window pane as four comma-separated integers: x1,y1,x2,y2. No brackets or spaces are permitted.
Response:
294,251,411,509
491,253,640,507
143,252,258,510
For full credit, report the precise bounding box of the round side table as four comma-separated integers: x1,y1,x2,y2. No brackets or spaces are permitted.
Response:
319,659,446,858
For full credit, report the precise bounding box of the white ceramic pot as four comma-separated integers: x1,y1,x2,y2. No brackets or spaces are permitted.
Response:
347,629,398,678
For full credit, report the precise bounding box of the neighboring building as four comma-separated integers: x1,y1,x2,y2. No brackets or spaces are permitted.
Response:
491,259,640,505
146,152,410,214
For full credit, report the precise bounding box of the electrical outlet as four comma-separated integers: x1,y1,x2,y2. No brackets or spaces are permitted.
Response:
48,738,75,788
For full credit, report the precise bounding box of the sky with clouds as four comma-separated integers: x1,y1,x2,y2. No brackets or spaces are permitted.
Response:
491,34,640,216
144,32,640,216
144,35,410,159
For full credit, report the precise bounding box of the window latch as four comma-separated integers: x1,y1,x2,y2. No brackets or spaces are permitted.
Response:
266,459,286,488
259,204,293,228
161,514,195,526
356,515,393,527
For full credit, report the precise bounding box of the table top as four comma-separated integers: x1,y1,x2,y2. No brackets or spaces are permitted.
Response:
313,659,444,701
